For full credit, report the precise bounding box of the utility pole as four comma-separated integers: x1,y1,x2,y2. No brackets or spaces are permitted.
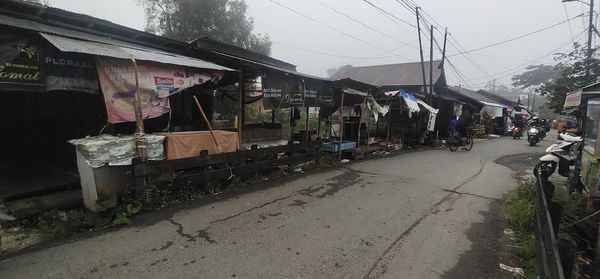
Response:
429,24,434,105
440,28,448,70
416,7,428,97
527,89,531,109
438,27,448,109
586,0,595,77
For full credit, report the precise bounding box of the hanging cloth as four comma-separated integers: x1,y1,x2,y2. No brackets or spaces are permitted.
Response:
399,89,420,118
290,107,302,127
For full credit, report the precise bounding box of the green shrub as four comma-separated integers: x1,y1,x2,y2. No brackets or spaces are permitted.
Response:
505,180,536,238
36,210,85,240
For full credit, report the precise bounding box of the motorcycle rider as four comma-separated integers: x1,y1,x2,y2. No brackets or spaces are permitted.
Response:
456,109,473,148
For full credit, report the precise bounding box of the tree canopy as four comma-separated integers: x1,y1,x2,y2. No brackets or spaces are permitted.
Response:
511,64,556,89
535,43,600,112
504,43,600,113
138,0,272,55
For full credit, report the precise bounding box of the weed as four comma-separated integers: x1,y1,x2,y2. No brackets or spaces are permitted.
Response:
505,180,536,238
317,155,338,166
36,210,85,240
504,179,538,278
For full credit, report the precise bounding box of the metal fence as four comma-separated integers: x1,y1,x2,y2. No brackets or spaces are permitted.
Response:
535,173,566,279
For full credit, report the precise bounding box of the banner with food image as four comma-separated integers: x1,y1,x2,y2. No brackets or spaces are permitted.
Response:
96,57,225,123
96,57,185,123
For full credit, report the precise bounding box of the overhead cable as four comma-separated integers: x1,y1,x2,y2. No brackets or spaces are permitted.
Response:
448,13,585,57
272,41,410,60
267,0,400,54
362,0,418,29
310,0,417,49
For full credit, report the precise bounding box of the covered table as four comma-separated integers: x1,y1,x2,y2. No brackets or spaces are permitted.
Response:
161,131,240,160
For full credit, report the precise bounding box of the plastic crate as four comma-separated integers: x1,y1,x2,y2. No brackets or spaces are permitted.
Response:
321,141,357,153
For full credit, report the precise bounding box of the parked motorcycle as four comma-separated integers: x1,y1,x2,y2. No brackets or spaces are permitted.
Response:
535,133,583,181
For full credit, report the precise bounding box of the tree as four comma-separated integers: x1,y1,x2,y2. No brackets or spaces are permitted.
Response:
138,0,272,55
536,42,600,112
511,64,556,89
326,65,352,78
484,82,526,103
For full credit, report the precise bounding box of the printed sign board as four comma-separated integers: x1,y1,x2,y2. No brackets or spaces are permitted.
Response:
45,47,99,94
0,34,44,91
262,74,304,109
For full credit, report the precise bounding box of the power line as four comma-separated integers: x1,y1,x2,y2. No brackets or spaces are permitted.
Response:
448,13,584,57
469,29,587,87
428,27,479,88
267,0,401,55
362,0,417,29
448,34,493,77
393,1,492,82
310,0,417,49
272,41,411,60
411,8,493,80
564,3,575,42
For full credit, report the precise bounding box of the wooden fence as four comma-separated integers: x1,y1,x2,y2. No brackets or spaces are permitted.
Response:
132,142,321,192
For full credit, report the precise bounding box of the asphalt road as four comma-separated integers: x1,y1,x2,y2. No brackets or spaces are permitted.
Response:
0,134,554,279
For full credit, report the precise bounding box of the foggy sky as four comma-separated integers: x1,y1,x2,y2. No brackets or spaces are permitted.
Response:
47,0,592,89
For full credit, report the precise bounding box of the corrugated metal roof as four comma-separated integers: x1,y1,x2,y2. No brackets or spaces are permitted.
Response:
447,86,502,106
0,14,151,50
41,33,234,71
214,51,329,82
329,61,443,87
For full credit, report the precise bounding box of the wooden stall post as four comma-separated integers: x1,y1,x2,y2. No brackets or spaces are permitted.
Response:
357,96,367,150
338,89,345,161
130,58,147,160
305,106,310,143
367,97,372,153
193,95,222,153
317,109,321,139
387,96,392,144
290,108,295,140
237,66,244,144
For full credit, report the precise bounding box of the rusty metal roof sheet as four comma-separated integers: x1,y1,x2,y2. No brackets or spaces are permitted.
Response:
329,61,443,87
40,33,234,71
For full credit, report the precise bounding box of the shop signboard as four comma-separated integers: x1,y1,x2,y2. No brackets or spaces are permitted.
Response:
0,34,44,91
262,74,304,109
306,79,336,108
45,47,99,94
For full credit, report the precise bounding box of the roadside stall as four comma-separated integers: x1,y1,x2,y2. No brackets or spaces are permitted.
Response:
572,83,600,201
479,101,506,137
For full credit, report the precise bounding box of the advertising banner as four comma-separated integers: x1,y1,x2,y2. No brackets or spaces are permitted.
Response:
262,74,304,109
305,79,335,108
96,57,184,123
45,48,99,94
96,57,224,123
0,34,44,91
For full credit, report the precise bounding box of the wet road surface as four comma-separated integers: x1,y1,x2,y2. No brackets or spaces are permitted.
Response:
0,134,553,278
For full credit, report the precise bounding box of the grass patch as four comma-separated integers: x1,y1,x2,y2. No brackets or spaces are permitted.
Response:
505,179,536,238
504,179,538,278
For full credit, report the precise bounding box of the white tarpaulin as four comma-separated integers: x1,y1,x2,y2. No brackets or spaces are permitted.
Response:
480,101,505,118
366,96,388,122
416,99,439,132
399,89,420,118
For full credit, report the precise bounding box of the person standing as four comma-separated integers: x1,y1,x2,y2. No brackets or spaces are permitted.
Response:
557,116,565,134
